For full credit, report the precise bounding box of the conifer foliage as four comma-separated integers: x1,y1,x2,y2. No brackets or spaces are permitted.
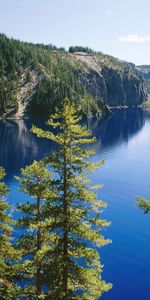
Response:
0,167,19,299
16,160,56,299
136,196,150,213
32,98,112,299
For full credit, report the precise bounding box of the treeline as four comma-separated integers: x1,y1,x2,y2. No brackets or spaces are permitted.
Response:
69,46,94,53
0,100,112,299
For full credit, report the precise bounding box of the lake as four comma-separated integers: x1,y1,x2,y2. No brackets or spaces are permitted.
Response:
1,108,150,300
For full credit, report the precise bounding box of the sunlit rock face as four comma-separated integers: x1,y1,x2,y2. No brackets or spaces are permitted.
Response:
76,64,147,108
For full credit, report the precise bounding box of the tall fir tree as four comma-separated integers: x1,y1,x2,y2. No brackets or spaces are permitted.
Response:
16,160,56,299
32,98,112,300
0,167,19,299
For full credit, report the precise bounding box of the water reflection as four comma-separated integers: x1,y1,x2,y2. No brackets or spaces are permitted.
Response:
0,108,148,179
87,108,147,152
0,118,55,179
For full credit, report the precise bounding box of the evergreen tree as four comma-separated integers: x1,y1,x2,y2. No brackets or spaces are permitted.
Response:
16,160,56,299
0,167,19,299
32,98,112,299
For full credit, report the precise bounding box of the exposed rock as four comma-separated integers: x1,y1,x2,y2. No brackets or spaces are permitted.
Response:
73,53,147,108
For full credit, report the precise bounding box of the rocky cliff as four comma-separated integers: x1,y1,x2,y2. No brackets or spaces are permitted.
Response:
136,65,150,94
0,34,147,118
74,53,147,107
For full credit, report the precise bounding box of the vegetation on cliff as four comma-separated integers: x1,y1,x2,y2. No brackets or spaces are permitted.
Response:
0,34,147,118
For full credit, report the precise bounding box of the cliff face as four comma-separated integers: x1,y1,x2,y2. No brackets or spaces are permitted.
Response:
102,67,146,106
74,54,147,108
0,34,147,118
136,65,150,94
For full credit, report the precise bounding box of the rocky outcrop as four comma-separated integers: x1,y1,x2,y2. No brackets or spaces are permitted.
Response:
74,53,147,108
101,67,146,106
135,65,150,95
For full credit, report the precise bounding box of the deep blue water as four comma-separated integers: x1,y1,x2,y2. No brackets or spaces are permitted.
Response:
1,108,150,299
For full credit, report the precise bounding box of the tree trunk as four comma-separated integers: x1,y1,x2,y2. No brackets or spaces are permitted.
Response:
36,195,41,295
63,145,68,299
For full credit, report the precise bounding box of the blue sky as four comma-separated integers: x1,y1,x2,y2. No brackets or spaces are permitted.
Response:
0,0,150,65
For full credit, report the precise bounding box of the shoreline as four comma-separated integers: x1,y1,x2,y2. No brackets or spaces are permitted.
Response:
0,104,149,121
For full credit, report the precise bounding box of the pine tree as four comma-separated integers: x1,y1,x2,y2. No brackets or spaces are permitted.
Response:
136,196,150,213
0,167,19,299
32,98,112,300
16,160,56,299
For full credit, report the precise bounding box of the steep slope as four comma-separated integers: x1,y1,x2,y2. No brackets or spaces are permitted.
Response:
0,34,147,118
74,53,147,107
136,65,150,94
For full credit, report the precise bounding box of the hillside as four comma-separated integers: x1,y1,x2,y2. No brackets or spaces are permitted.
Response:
0,34,147,118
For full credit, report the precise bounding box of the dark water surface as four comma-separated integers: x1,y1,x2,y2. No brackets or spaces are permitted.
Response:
1,108,150,300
